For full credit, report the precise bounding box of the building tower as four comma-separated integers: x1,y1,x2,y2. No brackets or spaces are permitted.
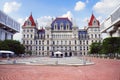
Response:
22,14,38,54
87,14,102,45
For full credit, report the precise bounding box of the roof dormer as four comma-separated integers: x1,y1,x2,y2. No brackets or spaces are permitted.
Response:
22,13,36,28
88,14,100,27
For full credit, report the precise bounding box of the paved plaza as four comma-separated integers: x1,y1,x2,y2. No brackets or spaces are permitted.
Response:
0,57,120,80
0,57,94,66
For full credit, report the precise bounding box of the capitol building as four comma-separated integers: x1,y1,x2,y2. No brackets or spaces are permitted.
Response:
22,14,102,57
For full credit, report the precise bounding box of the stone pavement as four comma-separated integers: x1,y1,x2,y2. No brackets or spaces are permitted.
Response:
0,57,94,66
0,57,120,80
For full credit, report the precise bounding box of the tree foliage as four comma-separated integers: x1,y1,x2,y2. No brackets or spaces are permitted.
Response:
0,40,25,55
102,37,120,54
89,37,120,57
90,42,102,54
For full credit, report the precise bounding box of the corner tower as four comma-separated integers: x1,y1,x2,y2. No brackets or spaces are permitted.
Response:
22,13,38,54
87,14,102,45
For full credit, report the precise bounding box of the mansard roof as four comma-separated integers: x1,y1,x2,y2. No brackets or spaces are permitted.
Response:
88,14,100,27
51,17,72,25
78,30,87,34
23,14,36,27
37,28,45,33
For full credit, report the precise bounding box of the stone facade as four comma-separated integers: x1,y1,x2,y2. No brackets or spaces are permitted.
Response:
22,14,102,57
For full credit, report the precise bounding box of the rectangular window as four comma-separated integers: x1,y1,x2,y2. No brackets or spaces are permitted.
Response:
39,46,41,50
39,41,41,45
31,40,32,44
36,41,37,45
47,40,49,45
47,46,49,50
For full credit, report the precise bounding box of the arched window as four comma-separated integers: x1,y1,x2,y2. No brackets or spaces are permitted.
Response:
60,23,63,30
26,20,31,25
66,23,69,30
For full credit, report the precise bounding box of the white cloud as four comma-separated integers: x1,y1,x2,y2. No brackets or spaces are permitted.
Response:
62,11,73,20
3,1,21,14
93,0,120,14
96,16,102,21
82,17,89,23
13,17,27,42
37,16,54,28
74,1,85,11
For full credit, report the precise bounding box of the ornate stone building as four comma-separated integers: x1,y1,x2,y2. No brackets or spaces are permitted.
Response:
22,14,102,57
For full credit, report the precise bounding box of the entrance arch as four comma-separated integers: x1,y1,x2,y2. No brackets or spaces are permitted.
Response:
70,52,72,57
65,52,67,57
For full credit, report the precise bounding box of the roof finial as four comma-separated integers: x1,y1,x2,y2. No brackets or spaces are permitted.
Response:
92,10,93,14
30,12,32,16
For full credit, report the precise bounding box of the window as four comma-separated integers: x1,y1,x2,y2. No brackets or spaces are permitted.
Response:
69,47,71,50
31,30,33,32
27,40,28,44
99,34,101,38
53,47,55,50
61,41,63,44
36,46,37,50
42,40,44,45
91,34,93,38
84,46,85,50
60,23,63,30
66,24,69,29
57,41,59,44
86,41,88,44
36,41,37,45
31,35,32,38
47,40,49,45
39,46,41,50
27,34,29,38
87,46,88,50
27,29,29,32
75,46,77,50
42,46,44,50
31,40,32,44
39,41,41,45
27,20,31,25
75,40,76,44
53,41,55,45
92,40,93,43
47,46,49,50
23,30,25,32
69,41,71,45
80,46,82,50
79,41,81,44
47,35,49,38
24,35,25,38
95,34,97,38
54,23,57,29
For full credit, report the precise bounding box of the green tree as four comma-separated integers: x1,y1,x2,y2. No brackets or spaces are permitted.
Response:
0,40,9,50
102,37,120,57
1,40,25,56
89,42,102,54
26,50,32,56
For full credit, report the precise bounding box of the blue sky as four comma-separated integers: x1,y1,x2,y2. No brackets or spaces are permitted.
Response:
0,0,119,41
